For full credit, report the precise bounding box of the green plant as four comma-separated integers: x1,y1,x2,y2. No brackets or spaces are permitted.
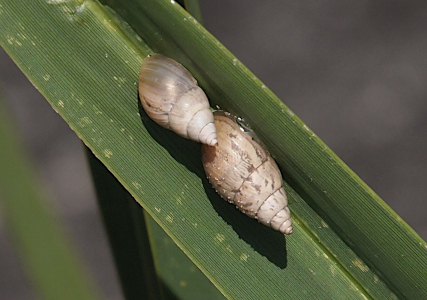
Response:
0,1,426,299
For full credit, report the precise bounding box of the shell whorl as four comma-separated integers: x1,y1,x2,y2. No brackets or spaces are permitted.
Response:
201,112,293,235
139,54,218,146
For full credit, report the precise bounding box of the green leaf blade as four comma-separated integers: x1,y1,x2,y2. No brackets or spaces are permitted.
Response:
1,0,426,299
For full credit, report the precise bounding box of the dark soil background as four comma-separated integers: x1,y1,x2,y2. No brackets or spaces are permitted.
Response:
1,1,426,299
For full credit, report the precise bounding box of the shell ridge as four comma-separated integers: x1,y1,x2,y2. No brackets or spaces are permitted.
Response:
166,86,194,124
185,93,206,137
255,189,288,223
218,121,270,207
231,158,270,206
193,119,214,141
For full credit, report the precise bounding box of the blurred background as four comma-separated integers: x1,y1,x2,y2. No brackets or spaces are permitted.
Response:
1,1,426,299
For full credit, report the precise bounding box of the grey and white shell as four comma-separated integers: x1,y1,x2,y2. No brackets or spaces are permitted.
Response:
201,111,293,234
139,54,218,146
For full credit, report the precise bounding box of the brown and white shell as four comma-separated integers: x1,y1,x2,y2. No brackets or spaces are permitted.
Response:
201,111,293,234
139,54,218,146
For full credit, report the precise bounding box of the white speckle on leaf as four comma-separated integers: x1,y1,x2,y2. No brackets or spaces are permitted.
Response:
154,207,161,213
91,137,103,146
77,117,92,127
6,36,22,46
16,33,27,41
132,182,141,189
214,233,225,244
188,16,198,24
103,149,113,158
57,100,64,108
46,0,69,4
71,93,84,106
75,3,85,13
239,253,249,262
93,105,102,114
353,258,369,272
43,74,50,81
166,214,173,223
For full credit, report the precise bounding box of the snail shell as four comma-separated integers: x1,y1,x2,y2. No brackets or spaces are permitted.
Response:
201,111,293,235
139,54,218,146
